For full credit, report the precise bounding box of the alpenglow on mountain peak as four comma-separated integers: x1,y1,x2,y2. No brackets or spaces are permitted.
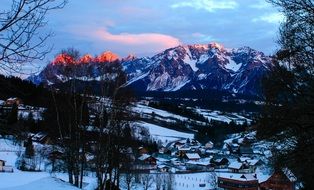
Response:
29,42,272,97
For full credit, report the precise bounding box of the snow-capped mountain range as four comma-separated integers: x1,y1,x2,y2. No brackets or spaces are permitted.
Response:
28,42,272,97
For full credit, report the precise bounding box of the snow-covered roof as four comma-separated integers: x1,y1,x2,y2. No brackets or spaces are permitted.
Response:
282,168,297,182
185,153,200,160
178,146,191,151
247,159,261,166
228,162,244,169
138,154,151,161
239,156,251,162
219,173,257,182
157,165,170,169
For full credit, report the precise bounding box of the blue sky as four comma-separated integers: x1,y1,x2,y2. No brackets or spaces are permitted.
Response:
13,0,284,75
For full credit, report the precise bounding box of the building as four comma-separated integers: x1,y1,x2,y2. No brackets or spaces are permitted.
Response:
158,165,170,172
5,97,22,106
228,162,248,173
211,157,229,168
138,147,149,155
218,173,259,190
0,160,5,171
0,159,13,172
205,141,214,149
259,169,296,190
138,154,157,165
185,153,201,161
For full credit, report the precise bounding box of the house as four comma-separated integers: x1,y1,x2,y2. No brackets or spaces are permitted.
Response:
205,141,214,149
177,145,192,157
246,159,263,173
173,141,185,148
218,173,259,190
186,160,214,171
138,147,149,155
228,161,250,173
211,157,229,168
157,165,170,172
0,159,13,173
226,143,240,154
138,154,157,165
0,160,5,171
260,169,297,190
240,146,254,155
185,153,201,161
5,97,22,106
32,132,51,144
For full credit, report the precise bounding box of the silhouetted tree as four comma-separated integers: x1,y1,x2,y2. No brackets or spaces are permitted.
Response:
0,0,66,73
259,1,314,189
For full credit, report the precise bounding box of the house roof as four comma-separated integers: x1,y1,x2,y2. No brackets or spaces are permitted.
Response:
247,159,261,166
178,146,191,151
228,162,244,170
239,156,251,162
158,165,170,169
219,173,257,182
186,153,201,160
138,154,152,161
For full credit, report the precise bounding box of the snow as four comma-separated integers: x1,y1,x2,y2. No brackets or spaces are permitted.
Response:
183,48,198,72
133,104,189,121
228,162,243,169
169,79,190,91
218,173,257,182
173,172,216,190
225,58,242,72
124,72,149,86
198,54,210,64
196,108,251,125
197,74,207,80
134,122,194,144
0,175,80,190
185,153,201,160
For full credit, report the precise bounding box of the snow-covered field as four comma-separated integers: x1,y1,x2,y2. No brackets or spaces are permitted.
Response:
196,108,252,125
133,104,189,121
133,122,194,144
133,103,252,125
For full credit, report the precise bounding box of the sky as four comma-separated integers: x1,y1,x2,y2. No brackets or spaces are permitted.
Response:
6,0,285,76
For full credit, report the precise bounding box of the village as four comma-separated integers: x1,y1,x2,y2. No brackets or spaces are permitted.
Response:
0,97,299,190
134,132,298,190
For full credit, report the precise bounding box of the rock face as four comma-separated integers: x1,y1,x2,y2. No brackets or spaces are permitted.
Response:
29,42,272,97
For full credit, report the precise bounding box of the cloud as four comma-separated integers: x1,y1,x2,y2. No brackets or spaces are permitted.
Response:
94,29,180,47
171,0,238,12
253,12,285,24
70,26,181,56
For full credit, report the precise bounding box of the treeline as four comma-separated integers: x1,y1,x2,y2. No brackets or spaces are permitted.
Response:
194,120,248,147
0,75,51,107
148,101,208,122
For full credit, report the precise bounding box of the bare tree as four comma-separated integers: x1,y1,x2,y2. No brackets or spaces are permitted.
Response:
141,174,154,190
259,0,314,189
0,0,67,73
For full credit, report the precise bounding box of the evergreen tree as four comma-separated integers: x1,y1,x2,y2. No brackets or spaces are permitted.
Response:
258,1,314,189
7,103,18,124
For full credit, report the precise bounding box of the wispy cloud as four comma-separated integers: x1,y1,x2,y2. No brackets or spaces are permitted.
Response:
94,29,181,48
171,0,238,12
253,12,285,24
69,26,181,56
